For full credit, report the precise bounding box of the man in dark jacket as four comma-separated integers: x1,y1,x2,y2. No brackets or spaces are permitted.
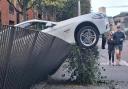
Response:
113,24,125,65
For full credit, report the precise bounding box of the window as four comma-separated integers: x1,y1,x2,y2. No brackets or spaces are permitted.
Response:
23,22,47,31
9,20,14,25
9,0,14,14
38,14,42,19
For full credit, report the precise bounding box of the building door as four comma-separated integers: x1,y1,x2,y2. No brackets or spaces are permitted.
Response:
9,20,14,25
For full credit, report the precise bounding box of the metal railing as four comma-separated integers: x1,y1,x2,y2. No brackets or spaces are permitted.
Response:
0,25,71,89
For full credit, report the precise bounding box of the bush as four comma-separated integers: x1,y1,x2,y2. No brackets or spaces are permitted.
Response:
67,46,100,85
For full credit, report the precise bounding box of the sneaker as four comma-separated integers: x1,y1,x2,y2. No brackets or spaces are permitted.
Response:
115,60,121,66
115,62,121,66
112,62,114,66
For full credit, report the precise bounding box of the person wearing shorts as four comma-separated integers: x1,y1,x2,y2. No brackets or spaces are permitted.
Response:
113,24,125,65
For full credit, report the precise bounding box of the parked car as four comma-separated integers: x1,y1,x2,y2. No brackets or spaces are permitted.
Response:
15,12,110,48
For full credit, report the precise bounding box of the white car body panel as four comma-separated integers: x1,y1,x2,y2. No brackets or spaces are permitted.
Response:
15,13,110,44
15,19,57,27
42,13,110,44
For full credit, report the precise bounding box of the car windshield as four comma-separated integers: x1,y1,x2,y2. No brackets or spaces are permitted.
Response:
17,21,56,31
23,22,47,31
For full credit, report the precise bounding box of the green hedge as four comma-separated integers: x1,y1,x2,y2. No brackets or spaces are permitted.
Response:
67,46,100,85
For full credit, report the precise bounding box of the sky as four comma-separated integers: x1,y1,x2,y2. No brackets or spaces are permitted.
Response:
91,0,128,16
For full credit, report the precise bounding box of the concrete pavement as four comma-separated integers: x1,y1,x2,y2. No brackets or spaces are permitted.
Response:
96,38,128,89
100,65,128,82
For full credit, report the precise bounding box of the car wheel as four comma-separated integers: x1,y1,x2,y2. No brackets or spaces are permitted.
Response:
76,26,99,48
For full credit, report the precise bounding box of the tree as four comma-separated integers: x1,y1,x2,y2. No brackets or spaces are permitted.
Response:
7,0,37,21
56,0,91,21
80,0,91,15
31,0,67,21
41,0,67,21
43,0,67,8
56,0,78,21
68,46,100,84
33,0,43,19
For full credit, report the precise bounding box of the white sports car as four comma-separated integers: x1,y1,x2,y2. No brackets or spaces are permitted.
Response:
15,12,110,48
0,13,109,89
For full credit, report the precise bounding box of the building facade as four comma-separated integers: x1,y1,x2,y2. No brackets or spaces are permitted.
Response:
0,0,39,25
0,0,16,25
114,12,128,28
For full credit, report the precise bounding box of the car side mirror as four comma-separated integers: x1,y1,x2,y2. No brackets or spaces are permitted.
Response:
46,22,54,28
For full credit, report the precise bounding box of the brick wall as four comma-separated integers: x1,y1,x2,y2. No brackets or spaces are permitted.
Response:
0,0,38,25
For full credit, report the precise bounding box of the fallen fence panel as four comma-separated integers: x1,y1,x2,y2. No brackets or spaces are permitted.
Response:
0,25,71,89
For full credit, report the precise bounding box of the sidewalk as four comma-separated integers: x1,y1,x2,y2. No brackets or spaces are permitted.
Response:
98,38,128,66
98,38,128,82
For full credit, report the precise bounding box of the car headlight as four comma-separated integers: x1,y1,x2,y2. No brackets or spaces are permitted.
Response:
92,13,105,19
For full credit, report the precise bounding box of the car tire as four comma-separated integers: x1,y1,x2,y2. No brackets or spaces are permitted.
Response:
76,26,99,48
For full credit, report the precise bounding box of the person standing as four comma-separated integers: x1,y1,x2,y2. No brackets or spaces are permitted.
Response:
113,24,126,65
107,31,115,65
